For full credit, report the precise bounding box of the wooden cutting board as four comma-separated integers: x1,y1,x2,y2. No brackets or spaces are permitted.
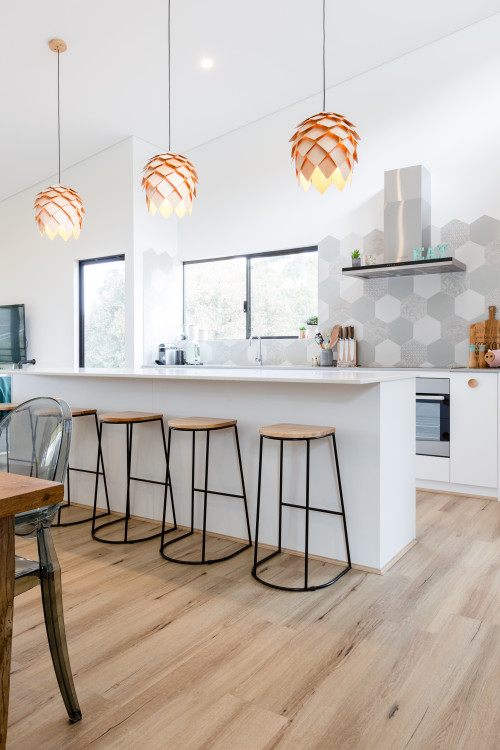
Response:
469,306,500,349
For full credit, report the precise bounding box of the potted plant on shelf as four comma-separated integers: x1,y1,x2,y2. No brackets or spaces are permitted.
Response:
305,315,318,339
299,326,307,339
351,249,361,267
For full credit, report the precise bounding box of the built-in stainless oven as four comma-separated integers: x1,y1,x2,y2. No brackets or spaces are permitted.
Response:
416,378,450,457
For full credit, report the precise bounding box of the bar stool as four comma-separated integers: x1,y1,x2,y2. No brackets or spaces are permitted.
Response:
92,411,177,544
54,408,111,527
160,417,251,564
252,423,351,592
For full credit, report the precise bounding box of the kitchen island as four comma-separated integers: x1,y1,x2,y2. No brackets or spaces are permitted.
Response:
10,367,416,573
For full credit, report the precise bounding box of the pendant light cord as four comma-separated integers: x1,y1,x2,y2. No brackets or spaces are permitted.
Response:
322,0,326,111
57,48,61,184
168,0,171,152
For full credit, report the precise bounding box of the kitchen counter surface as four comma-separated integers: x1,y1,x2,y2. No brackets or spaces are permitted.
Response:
13,366,416,386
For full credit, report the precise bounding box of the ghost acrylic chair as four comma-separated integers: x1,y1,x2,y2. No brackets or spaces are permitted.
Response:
0,397,82,723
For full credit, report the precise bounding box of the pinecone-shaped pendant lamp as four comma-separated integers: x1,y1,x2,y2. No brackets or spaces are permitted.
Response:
142,153,198,219
34,184,85,240
34,39,84,240
142,0,198,219
290,112,360,193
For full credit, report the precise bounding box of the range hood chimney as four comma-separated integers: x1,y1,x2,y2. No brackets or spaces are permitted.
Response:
343,164,465,278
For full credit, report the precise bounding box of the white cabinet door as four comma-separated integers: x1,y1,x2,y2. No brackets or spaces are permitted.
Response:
450,373,498,488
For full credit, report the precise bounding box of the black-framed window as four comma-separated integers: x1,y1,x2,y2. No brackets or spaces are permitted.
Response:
79,255,126,367
183,246,317,339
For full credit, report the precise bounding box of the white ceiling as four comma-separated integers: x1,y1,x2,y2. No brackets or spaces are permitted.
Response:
2,0,499,203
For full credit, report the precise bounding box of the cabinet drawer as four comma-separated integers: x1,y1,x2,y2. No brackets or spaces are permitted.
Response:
416,455,450,482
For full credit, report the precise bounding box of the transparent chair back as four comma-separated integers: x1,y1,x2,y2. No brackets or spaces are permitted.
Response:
0,397,72,535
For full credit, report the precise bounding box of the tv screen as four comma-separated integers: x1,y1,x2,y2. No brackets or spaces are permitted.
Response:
0,305,27,364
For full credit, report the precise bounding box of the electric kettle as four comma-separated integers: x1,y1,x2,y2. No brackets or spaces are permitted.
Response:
185,339,202,365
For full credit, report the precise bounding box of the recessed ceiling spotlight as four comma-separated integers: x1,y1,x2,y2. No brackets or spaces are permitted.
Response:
200,58,214,69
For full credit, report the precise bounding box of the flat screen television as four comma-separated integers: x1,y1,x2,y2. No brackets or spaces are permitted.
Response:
0,304,27,364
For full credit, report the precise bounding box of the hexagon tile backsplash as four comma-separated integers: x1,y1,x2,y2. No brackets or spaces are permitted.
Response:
318,216,500,367
198,215,500,368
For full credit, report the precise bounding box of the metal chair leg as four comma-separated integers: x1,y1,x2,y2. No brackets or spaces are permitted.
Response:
37,526,82,723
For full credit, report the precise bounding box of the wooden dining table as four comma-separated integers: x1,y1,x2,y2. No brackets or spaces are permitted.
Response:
0,472,63,750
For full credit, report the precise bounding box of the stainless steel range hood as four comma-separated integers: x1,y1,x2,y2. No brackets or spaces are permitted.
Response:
342,165,466,279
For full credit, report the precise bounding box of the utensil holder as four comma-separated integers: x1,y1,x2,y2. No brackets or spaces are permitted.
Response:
320,349,333,367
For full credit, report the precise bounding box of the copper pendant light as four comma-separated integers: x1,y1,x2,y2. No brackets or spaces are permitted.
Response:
34,39,84,240
142,0,198,219
290,1,360,193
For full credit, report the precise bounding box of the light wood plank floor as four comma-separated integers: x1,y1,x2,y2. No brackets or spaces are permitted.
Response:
7,490,500,749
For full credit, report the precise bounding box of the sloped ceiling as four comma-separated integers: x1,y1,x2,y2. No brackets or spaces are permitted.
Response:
1,0,499,202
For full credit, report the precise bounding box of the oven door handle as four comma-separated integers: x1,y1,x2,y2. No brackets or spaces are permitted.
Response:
416,395,446,400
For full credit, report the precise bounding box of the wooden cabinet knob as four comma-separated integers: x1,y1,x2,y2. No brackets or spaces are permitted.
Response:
468,378,478,388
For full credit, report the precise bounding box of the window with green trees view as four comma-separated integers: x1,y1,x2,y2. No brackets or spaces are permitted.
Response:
79,255,126,367
184,247,317,338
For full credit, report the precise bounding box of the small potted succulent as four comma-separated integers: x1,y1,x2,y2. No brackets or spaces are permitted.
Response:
351,249,361,267
299,326,307,339
305,315,318,339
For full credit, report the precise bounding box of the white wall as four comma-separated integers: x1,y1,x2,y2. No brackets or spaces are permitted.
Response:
0,139,134,367
178,15,500,261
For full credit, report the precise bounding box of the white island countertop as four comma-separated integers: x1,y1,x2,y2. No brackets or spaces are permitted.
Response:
14,366,416,386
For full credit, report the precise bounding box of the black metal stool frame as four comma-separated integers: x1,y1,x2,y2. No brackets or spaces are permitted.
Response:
54,412,111,527
160,423,252,564
252,432,351,592
92,416,177,544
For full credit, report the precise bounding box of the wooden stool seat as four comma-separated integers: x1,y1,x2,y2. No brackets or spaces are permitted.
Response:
99,411,163,423
260,423,336,439
168,417,237,431
71,407,97,417
0,403,18,411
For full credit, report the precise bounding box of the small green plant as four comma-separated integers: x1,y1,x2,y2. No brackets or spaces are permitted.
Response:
351,249,360,259
305,316,318,326
299,326,306,331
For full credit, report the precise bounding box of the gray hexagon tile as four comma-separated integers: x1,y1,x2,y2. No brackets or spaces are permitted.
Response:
401,339,427,366
388,317,413,345
485,240,500,269
468,265,500,295
329,298,352,323
427,291,455,319
387,276,414,300
427,340,454,367
362,319,389,346
400,293,427,322
356,339,375,367
470,216,500,246
441,314,469,345
363,278,389,301
441,219,470,251
351,297,375,323
441,273,468,297
363,229,384,259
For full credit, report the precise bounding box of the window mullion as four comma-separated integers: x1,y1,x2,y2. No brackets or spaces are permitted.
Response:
246,257,251,339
